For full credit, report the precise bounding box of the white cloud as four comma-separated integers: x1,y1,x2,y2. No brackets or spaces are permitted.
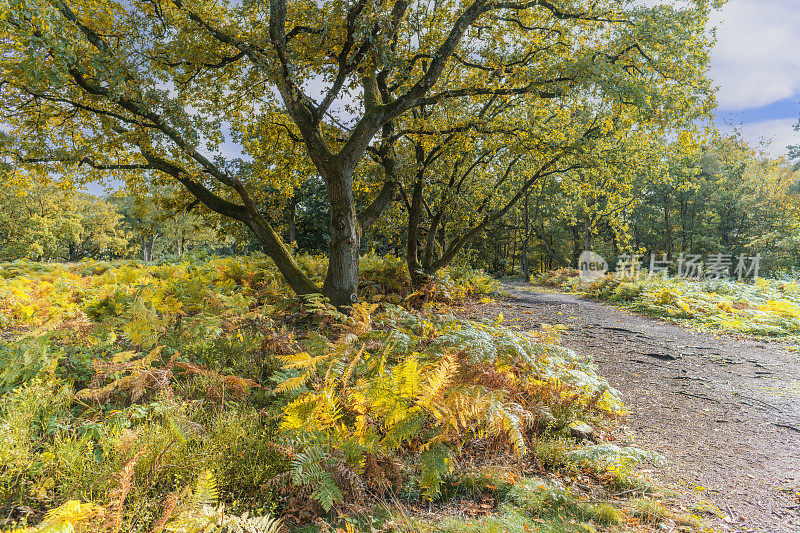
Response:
720,117,800,158
710,0,800,110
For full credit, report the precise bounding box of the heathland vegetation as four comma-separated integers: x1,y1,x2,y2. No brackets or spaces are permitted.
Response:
1,0,799,530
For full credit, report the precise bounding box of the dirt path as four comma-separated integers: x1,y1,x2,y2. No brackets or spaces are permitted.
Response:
468,282,800,532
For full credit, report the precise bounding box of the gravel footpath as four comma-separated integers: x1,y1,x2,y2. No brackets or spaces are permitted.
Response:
464,282,800,532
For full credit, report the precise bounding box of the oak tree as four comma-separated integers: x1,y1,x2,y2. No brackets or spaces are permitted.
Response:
1,0,719,304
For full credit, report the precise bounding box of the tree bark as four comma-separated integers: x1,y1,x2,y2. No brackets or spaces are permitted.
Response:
414,155,571,278
246,210,320,296
509,231,517,274
664,191,673,256
570,225,581,268
522,189,530,279
145,152,320,298
323,166,361,308
584,223,592,251
287,196,296,247
406,173,427,286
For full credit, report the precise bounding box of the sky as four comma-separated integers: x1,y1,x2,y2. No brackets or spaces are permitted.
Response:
709,0,800,157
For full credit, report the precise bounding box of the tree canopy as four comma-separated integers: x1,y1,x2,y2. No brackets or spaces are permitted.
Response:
1,0,720,304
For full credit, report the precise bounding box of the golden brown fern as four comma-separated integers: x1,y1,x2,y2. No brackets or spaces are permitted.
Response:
10,501,104,533
76,347,173,404
340,302,379,336
105,452,142,533
416,351,458,411
150,492,179,533
261,330,299,356
177,362,258,400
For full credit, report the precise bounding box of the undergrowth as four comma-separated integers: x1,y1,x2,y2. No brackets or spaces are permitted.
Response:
533,269,800,338
0,255,705,532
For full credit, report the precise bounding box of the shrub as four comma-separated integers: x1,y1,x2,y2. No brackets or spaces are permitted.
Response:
0,377,73,506
631,497,670,524
531,268,580,288
199,409,286,510
359,252,411,296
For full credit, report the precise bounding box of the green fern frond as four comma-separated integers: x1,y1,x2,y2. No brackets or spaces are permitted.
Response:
310,477,343,512
381,409,426,450
222,513,284,533
565,444,666,468
288,446,344,511
418,443,453,500
192,470,218,510
273,371,311,394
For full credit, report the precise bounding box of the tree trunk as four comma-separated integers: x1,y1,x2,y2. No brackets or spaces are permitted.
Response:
679,196,688,252
584,224,592,251
522,190,530,279
664,192,673,256
246,212,320,297
323,169,360,308
570,225,581,268
407,175,428,286
509,230,517,275
147,234,156,262
287,196,296,248
147,142,324,299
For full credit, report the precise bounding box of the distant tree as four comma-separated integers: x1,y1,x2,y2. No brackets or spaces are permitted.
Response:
628,135,800,274
111,188,221,261
67,194,128,260
0,169,126,261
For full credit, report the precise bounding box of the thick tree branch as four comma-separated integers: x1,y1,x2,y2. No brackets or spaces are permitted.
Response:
140,152,249,223
430,155,584,272
358,180,398,231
